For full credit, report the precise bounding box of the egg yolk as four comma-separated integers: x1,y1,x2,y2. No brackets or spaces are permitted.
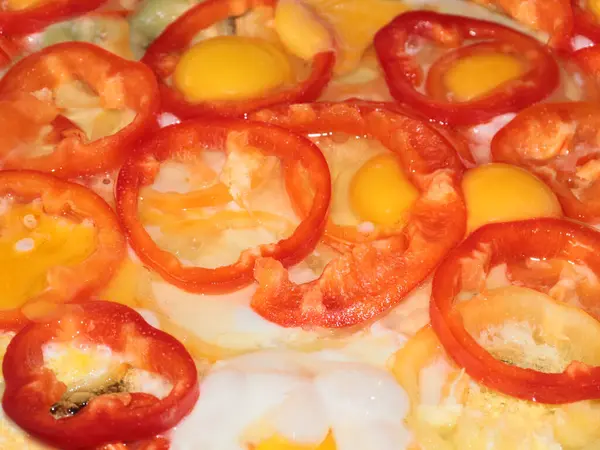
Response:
589,0,600,20
5,0,43,10
462,163,562,233
275,0,407,74
443,53,524,102
349,153,419,226
0,202,96,310
275,0,332,61
255,433,336,450
173,36,292,102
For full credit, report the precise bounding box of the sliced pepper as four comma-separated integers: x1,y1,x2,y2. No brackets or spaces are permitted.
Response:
0,0,107,36
0,170,125,331
430,217,600,403
141,0,335,119
250,101,466,328
491,101,600,223
2,301,198,449
0,41,159,178
465,0,573,48
116,118,331,294
572,0,600,47
374,11,560,126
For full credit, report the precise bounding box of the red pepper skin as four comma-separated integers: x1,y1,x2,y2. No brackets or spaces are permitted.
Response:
2,301,199,449
116,118,331,294
0,0,107,35
249,101,466,328
430,218,600,404
374,11,560,126
141,0,335,119
572,0,600,47
0,42,159,178
465,0,574,49
0,170,126,332
491,101,600,223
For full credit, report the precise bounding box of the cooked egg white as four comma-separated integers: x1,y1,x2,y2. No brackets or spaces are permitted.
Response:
394,286,600,450
168,349,412,450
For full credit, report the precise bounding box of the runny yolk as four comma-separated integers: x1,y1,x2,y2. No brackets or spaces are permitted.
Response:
275,0,332,61
173,36,292,102
349,153,419,226
589,0,600,20
5,0,43,10
443,53,524,102
462,163,562,233
0,201,96,310
254,432,336,450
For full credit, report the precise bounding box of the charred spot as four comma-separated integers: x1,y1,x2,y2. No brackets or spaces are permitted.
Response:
49,379,128,419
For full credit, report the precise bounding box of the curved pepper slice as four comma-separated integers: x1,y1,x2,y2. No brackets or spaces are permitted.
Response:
116,118,331,294
0,0,107,35
250,102,466,328
491,101,600,223
430,217,600,403
466,0,573,48
141,0,335,119
0,42,159,178
2,301,199,449
573,0,600,47
374,11,560,126
0,170,125,331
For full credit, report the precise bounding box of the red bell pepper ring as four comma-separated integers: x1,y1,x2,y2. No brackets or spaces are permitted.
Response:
572,0,600,47
249,102,466,328
430,218,600,403
465,0,574,48
0,170,126,331
491,101,600,223
573,44,600,84
141,0,335,119
0,41,159,178
116,118,331,294
2,301,199,449
0,0,107,36
374,11,560,126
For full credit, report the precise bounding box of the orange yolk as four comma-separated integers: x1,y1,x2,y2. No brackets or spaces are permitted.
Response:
0,201,95,310
443,53,524,102
349,153,419,226
173,36,292,102
462,163,562,233
589,0,600,20
255,433,336,450
5,0,43,10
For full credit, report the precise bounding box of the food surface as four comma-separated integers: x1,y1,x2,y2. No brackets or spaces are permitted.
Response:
1,0,600,449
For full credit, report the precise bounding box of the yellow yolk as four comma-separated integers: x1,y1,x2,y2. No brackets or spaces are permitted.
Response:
462,163,562,233
275,0,408,74
0,202,95,310
173,36,292,102
444,53,524,102
589,0,600,20
255,433,336,450
275,0,332,61
5,0,43,11
350,154,419,226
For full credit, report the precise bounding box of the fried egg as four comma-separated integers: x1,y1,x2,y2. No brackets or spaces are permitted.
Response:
168,349,412,450
393,286,600,449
